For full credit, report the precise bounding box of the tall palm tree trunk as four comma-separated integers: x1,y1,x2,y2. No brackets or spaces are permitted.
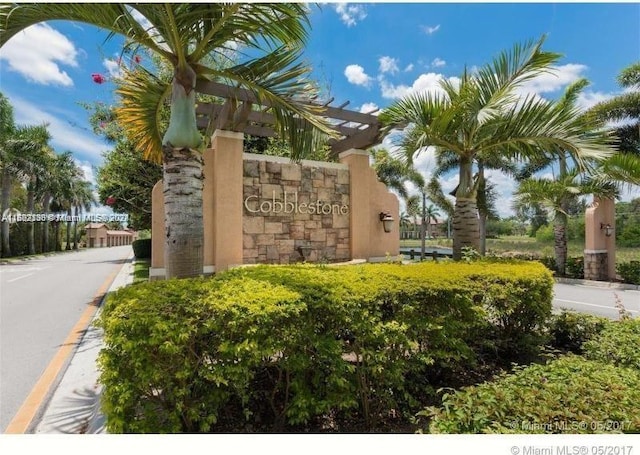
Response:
477,162,487,256
27,180,36,255
42,192,51,252
1,168,12,257
65,208,72,250
420,192,426,260
54,221,61,251
73,205,79,250
452,198,481,260
554,212,568,276
452,157,480,260
162,145,204,278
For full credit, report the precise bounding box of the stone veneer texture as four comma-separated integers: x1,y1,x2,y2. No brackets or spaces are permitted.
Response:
242,159,350,264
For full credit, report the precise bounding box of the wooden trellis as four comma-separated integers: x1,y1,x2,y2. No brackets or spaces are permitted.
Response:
195,81,381,157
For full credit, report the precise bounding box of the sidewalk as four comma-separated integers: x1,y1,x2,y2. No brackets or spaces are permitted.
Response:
31,253,134,434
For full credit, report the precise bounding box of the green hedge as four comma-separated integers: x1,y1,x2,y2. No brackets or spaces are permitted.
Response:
98,261,553,433
131,238,151,259
425,356,640,434
547,311,608,354
617,261,640,285
583,319,640,370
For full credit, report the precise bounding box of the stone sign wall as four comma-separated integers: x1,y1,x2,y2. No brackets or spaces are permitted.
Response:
150,130,400,279
242,155,351,264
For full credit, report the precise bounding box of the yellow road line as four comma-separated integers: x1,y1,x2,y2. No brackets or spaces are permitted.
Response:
4,256,128,434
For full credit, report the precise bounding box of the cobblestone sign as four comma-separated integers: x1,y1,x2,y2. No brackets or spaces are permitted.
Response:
150,130,399,278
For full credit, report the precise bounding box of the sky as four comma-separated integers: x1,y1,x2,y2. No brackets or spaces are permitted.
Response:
1,2,639,218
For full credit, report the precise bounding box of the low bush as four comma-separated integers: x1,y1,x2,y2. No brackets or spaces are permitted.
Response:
425,356,640,434
547,311,607,354
131,238,151,259
539,256,557,273
583,319,640,370
98,261,553,433
564,256,584,279
616,260,640,285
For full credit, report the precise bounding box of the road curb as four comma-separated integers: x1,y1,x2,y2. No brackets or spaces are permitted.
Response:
554,277,640,291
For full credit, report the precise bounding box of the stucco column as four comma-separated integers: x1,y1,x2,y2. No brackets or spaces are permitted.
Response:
210,130,244,272
584,197,616,280
339,149,371,259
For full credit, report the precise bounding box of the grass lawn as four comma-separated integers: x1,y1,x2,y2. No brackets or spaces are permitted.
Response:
400,235,640,263
133,258,150,283
400,236,640,262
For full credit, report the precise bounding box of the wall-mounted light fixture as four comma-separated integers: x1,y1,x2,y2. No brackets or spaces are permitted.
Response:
379,212,394,233
600,223,614,237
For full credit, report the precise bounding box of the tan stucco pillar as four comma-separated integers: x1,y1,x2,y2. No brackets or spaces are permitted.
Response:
339,149,400,261
584,197,616,280
210,130,244,272
340,149,371,259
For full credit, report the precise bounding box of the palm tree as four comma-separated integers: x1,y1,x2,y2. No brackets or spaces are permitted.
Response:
0,93,50,257
1,4,333,278
589,62,640,155
70,178,96,250
371,147,425,201
21,139,52,254
379,36,615,260
406,194,421,230
424,203,441,239
48,152,79,251
514,171,610,275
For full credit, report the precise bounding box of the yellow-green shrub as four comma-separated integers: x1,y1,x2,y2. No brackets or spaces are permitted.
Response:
98,261,553,432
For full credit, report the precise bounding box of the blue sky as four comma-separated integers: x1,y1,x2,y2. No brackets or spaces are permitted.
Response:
1,2,639,217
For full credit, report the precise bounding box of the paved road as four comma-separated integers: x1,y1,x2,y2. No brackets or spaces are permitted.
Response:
0,246,131,432
553,282,640,319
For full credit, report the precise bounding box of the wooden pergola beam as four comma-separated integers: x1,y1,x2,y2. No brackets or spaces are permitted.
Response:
195,80,382,152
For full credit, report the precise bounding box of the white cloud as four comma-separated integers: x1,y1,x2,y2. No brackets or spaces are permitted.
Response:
75,160,96,185
334,4,367,27
421,24,441,35
359,102,379,114
431,57,446,68
379,56,400,75
576,91,615,111
8,93,109,161
485,169,518,218
103,58,123,78
0,23,79,86
344,64,372,87
519,63,588,95
404,63,414,72
380,72,460,99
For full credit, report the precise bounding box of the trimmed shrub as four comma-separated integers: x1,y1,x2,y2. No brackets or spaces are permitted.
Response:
583,319,640,370
131,238,151,259
547,311,607,354
565,256,584,279
98,277,305,433
617,260,640,285
425,356,640,434
539,256,557,273
98,261,553,433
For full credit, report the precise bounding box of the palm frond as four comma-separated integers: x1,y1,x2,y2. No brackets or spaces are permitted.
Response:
618,62,640,89
114,66,171,163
